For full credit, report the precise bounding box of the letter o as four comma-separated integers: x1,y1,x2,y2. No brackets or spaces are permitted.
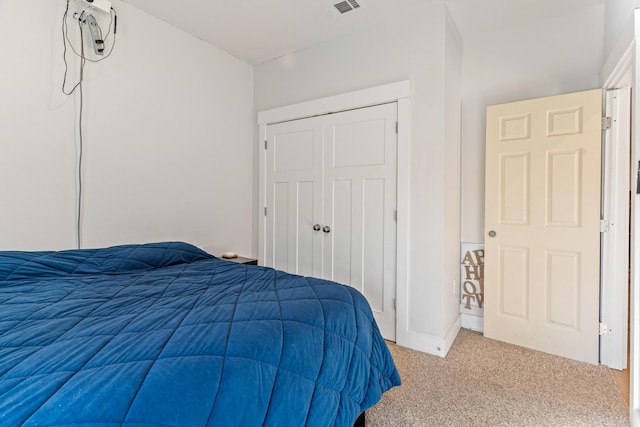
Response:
463,281,477,295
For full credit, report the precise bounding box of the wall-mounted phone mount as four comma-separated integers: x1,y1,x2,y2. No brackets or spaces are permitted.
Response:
69,0,110,56
79,0,111,14
84,14,105,55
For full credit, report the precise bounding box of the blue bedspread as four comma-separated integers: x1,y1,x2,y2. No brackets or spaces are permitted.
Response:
0,242,400,426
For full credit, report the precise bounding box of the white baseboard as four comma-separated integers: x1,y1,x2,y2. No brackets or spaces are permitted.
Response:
397,316,461,358
461,313,484,333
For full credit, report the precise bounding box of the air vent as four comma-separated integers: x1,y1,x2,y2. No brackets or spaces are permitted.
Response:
327,0,362,16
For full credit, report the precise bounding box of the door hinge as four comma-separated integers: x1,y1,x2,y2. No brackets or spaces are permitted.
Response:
264,207,267,216
395,122,398,134
602,117,612,130
599,322,608,336
264,140,268,150
600,219,610,232
393,298,396,310
394,210,397,221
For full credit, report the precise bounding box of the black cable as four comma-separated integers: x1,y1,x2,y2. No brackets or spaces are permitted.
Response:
61,2,83,95
61,1,117,248
61,2,85,248
76,18,85,250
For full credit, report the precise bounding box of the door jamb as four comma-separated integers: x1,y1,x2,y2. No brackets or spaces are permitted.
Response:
601,16,637,423
600,87,631,370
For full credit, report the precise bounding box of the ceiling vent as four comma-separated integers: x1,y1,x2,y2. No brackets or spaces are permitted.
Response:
327,0,362,16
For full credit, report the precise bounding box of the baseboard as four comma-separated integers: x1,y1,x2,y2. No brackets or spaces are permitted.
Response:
461,313,484,333
442,315,462,356
397,316,461,358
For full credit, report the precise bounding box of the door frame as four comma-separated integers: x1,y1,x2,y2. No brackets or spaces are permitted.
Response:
600,87,631,370
257,80,411,343
632,11,640,424
602,10,640,423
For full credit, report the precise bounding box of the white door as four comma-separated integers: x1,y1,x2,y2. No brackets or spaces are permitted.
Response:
484,89,602,364
264,103,398,340
322,104,398,340
265,116,323,277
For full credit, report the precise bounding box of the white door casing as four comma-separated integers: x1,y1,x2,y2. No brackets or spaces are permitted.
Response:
264,103,398,340
484,89,602,365
600,88,631,370
631,12,640,421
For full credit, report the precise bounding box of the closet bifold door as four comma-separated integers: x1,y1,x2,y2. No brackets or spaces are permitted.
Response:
264,102,398,341
265,116,324,278
322,103,398,341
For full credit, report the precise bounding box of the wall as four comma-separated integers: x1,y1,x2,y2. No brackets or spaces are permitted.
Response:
604,0,640,57
601,0,640,82
254,4,463,356
460,4,605,243
0,0,254,255
443,11,463,335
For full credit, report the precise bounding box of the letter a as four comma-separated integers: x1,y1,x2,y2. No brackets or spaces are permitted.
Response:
461,251,476,266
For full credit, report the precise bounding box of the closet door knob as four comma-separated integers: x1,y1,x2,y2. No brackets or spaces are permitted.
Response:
313,224,321,231
322,226,331,233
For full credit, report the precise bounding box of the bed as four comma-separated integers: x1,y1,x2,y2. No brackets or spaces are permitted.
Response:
0,241,400,426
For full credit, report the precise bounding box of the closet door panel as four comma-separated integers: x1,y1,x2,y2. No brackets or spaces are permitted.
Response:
362,178,385,312
265,118,323,276
272,182,289,272
328,179,355,286
323,103,398,340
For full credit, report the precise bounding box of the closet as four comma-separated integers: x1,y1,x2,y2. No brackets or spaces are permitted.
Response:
261,102,398,340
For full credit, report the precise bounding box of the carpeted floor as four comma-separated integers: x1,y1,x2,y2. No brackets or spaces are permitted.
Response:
367,329,629,426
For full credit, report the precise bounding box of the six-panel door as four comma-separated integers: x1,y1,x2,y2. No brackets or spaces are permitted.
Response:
484,89,602,364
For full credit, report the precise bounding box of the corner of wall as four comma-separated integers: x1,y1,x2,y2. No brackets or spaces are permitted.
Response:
600,15,635,85
398,314,461,358
444,4,463,50
444,6,464,335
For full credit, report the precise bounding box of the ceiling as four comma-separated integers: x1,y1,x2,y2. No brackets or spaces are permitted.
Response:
122,0,605,65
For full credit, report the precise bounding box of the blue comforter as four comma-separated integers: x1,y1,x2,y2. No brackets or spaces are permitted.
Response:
0,242,400,426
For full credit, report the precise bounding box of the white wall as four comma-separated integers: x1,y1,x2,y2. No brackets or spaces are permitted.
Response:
601,0,640,82
255,4,463,356
0,0,254,255
460,4,605,243
605,0,640,57
443,11,463,335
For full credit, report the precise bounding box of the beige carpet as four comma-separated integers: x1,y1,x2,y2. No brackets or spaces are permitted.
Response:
367,329,629,426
